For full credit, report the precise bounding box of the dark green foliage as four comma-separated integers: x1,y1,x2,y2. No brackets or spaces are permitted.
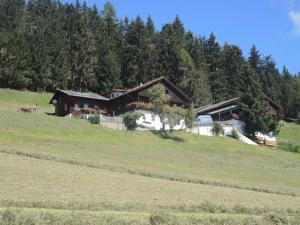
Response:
297,112,300,124
278,140,300,153
239,62,275,135
231,129,240,140
88,115,100,124
123,111,142,130
211,122,224,136
0,0,299,120
185,103,196,129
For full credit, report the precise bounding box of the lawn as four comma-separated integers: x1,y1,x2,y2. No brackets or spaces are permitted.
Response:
279,121,300,146
0,88,299,224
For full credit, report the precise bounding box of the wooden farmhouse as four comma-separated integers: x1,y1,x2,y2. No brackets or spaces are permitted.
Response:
196,97,279,121
106,76,190,116
49,90,109,117
195,97,279,136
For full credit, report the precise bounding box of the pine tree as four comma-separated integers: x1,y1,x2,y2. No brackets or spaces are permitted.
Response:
142,16,159,81
280,67,300,118
205,33,223,103
95,1,122,93
248,45,261,74
121,16,145,87
239,63,270,134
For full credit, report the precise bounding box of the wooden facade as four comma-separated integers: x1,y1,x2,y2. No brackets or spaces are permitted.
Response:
49,90,109,117
107,77,190,116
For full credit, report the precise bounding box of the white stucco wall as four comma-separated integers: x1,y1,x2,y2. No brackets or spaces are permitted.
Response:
135,109,185,131
220,119,245,134
187,126,213,136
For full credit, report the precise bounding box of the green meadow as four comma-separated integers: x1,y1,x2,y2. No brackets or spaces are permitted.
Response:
0,88,299,225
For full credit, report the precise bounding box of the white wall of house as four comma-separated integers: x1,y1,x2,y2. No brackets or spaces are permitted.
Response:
188,119,245,136
187,126,213,136
220,119,245,134
135,109,185,131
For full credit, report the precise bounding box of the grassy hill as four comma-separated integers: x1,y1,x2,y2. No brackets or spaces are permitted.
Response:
0,88,300,225
279,121,300,146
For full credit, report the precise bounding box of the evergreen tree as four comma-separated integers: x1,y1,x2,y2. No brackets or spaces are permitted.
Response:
280,67,300,118
205,33,223,103
248,45,261,74
121,16,146,87
239,62,270,135
219,44,244,99
95,1,122,93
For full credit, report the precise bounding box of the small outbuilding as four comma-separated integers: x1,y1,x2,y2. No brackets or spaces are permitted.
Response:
49,90,109,117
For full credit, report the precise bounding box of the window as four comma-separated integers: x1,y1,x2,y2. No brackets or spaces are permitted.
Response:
165,89,174,97
151,114,155,122
84,103,89,109
64,104,68,112
74,103,80,110
94,104,99,109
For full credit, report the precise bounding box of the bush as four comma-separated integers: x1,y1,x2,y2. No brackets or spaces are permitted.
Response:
278,140,300,153
231,129,240,140
88,115,100,124
297,112,300,124
123,112,142,130
211,122,224,136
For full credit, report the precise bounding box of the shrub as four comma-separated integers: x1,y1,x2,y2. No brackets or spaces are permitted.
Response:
211,122,224,136
231,129,240,140
123,112,142,130
88,115,100,124
278,140,300,153
297,112,300,124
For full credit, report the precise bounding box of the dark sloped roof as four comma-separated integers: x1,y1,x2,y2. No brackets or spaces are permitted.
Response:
49,90,109,104
103,89,128,96
196,97,240,114
60,90,109,100
196,95,280,115
110,76,190,101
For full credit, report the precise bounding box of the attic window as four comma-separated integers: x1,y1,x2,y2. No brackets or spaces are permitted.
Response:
165,89,174,97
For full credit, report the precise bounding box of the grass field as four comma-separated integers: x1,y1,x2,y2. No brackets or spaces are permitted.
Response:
0,88,299,224
279,121,300,146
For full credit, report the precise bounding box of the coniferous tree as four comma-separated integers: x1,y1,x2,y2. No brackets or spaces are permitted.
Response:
95,2,122,93
121,16,146,87
219,44,244,99
239,62,269,135
205,33,223,103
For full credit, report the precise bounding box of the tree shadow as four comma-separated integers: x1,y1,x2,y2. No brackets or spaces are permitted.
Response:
44,112,55,116
150,130,184,142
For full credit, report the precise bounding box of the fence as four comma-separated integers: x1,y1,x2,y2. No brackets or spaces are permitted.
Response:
100,115,123,123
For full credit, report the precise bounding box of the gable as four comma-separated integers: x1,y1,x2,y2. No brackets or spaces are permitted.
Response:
137,81,187,105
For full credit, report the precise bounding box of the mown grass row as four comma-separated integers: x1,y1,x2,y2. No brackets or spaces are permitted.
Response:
1,199,299,216
0,207,299,225
0,148,296,197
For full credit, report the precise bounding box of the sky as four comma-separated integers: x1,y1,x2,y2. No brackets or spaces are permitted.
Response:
62,0,300,75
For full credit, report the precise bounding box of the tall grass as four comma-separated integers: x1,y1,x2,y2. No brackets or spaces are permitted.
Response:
1,199,298,216
0,208,299,225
